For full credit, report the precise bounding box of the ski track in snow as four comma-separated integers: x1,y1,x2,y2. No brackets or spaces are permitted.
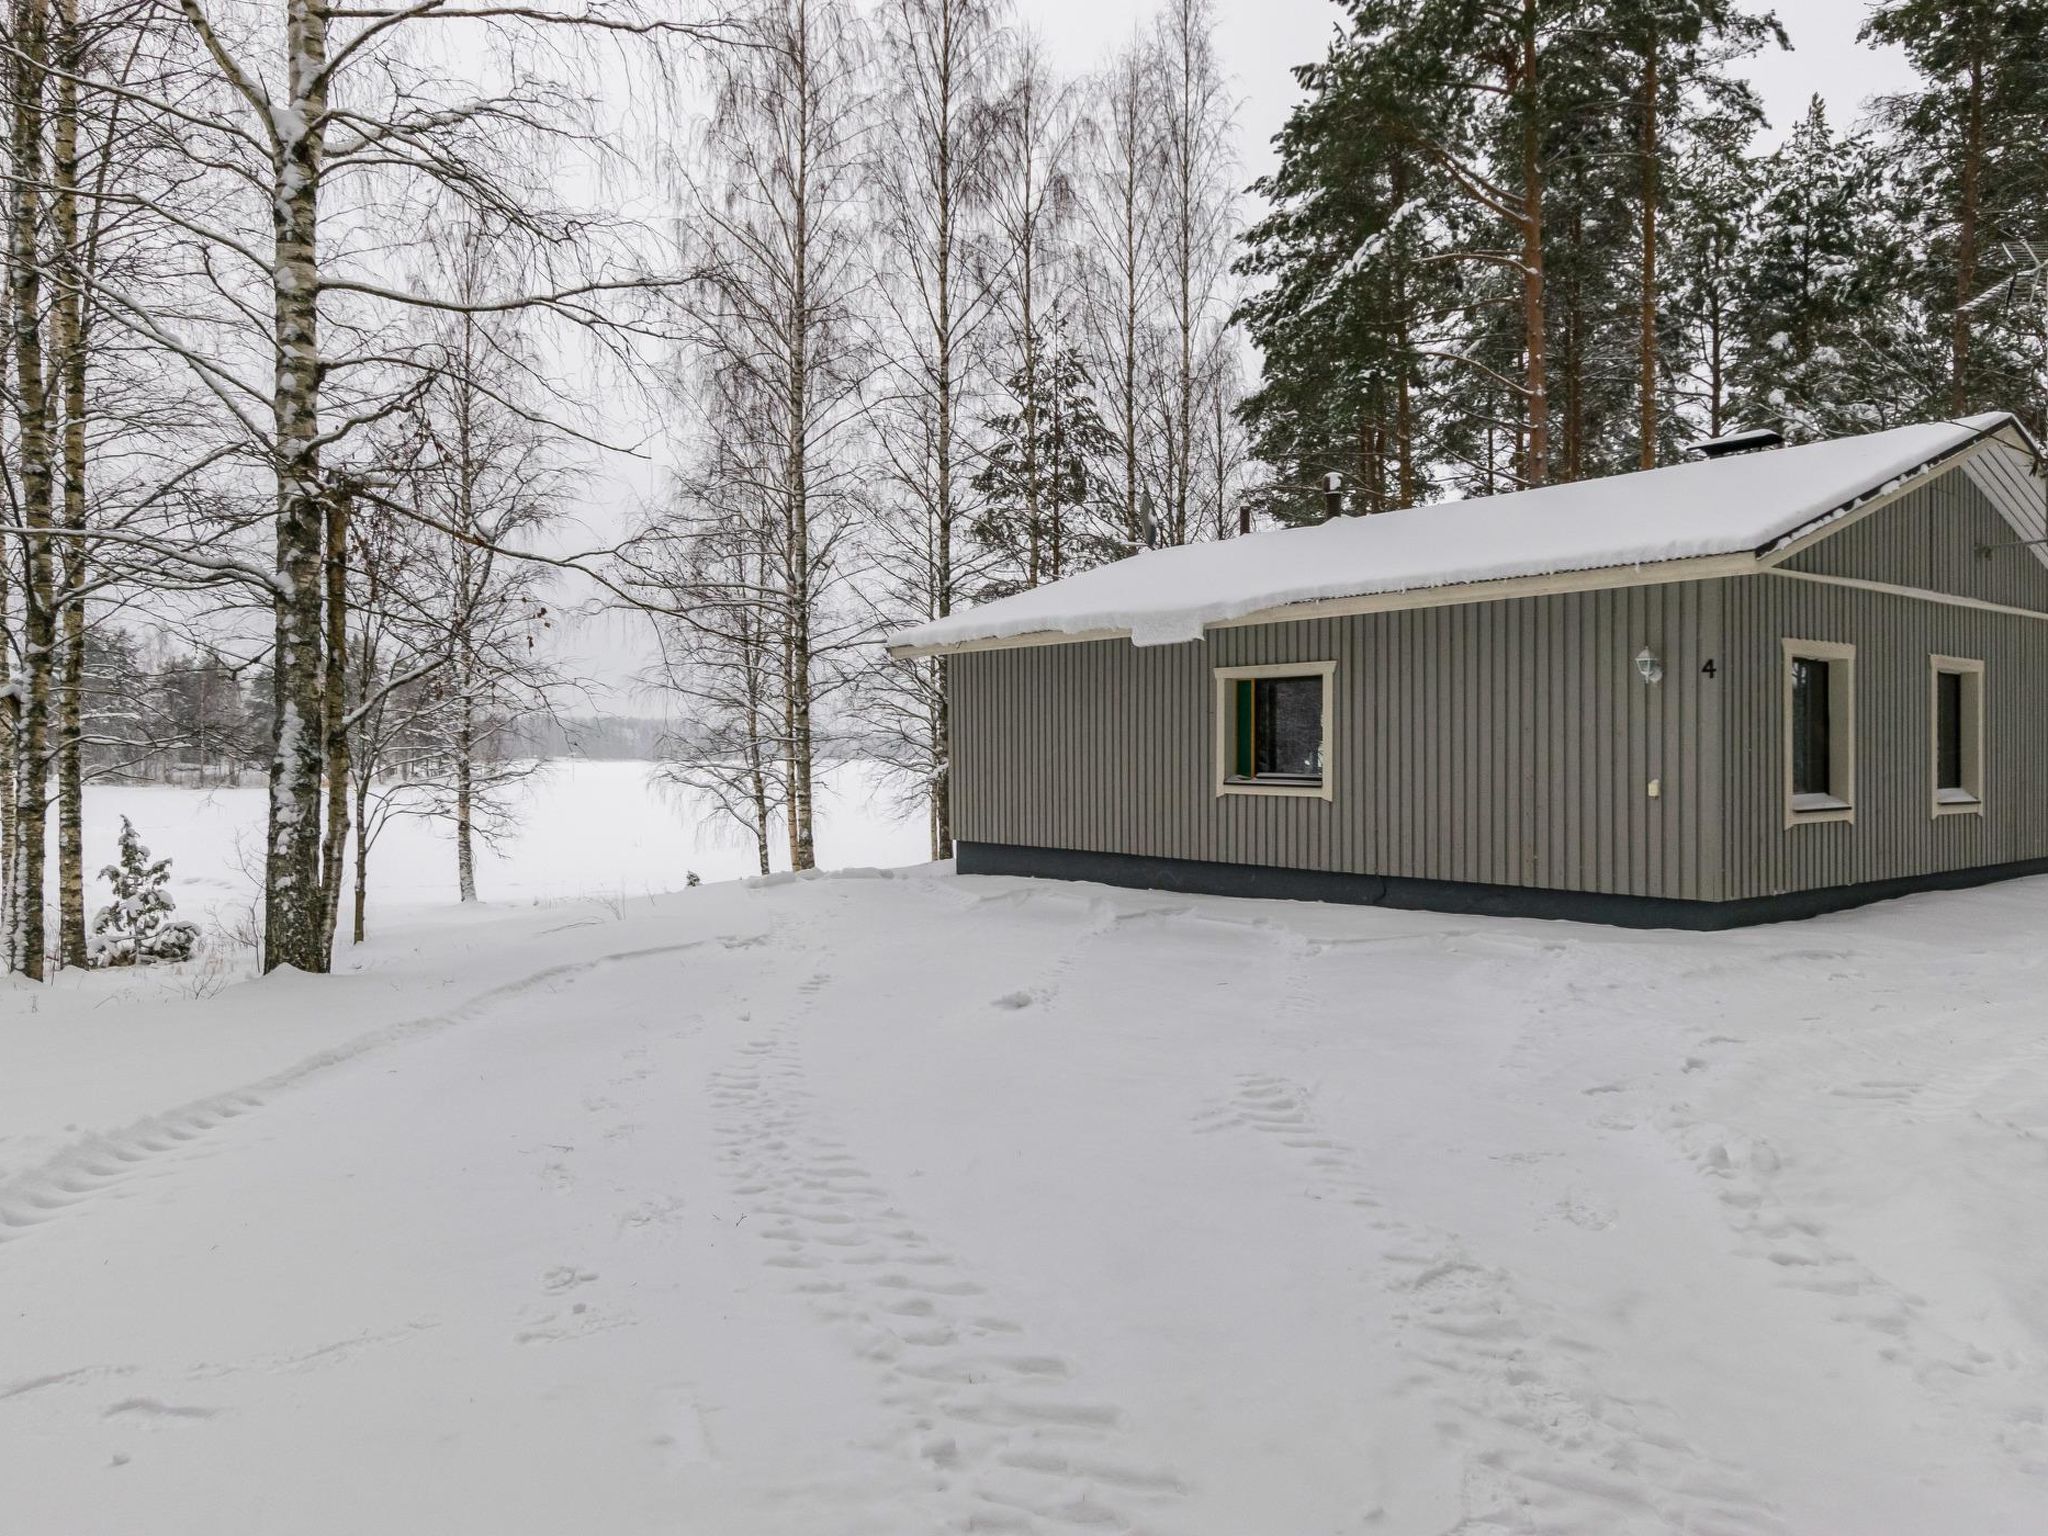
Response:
710,911,1192,1535
0,932,758,1255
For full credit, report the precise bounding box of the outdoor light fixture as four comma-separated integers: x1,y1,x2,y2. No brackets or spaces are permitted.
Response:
1635,646,1664,685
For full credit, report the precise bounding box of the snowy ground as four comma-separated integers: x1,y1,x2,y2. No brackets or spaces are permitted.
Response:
4,857,2047,1533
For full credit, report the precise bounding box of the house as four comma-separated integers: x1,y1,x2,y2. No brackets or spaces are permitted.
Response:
886,413,2048,928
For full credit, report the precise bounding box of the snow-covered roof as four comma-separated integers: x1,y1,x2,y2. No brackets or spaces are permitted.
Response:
889,413,2023,655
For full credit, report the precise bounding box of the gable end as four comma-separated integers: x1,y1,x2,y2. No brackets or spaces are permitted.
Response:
1777,450,2048,614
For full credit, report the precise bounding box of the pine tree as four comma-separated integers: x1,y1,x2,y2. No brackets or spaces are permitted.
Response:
1862,0,2048,421
1608,0,1782,465
90,816,199,967
1235,10,1438,521
1236,0,1777,504
1543,26,1641,484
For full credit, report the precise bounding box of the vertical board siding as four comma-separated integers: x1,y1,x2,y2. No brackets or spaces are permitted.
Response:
1720,574,2048,899
1784,467,2048,613
949,581,1722,901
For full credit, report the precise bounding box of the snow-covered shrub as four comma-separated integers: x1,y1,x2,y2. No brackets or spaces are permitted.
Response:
91,817,201,967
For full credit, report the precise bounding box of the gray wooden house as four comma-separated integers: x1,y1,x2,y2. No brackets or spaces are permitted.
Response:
889,413,2048,927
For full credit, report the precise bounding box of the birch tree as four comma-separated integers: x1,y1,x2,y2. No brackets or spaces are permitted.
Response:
643,381,787,875
403,222,571,907
864,0,1002,861
6,0,59,977
977,30,1082,590
55,0,706,974
1077,36,1159,549
1150,0,1236,545
644,0,871,874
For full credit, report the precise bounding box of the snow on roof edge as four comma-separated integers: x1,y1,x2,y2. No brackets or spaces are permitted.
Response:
1752,411,2027,556
888,412,2028,657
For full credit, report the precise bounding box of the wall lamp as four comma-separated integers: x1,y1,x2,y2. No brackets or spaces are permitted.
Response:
1635,646,1665,685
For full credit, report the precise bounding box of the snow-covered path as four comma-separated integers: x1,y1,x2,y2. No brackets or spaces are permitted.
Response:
3,871,2046,1533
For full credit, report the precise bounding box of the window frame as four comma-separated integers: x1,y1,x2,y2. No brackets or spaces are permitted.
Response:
1928,654,1985,819
1781,638,1856,828
1213,660,1336,801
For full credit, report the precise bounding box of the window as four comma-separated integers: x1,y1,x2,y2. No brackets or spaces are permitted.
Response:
1214,661,1335,800
1782,640,1855,825
1929,655,1984,817
1791,657,1832,797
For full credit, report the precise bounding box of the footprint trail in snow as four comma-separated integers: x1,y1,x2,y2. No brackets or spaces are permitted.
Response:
710,958,1191,1535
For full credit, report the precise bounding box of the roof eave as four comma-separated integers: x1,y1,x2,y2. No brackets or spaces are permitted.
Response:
887,550,1763,659
888,413,2043,662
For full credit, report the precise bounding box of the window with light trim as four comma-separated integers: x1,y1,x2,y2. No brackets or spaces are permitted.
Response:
1929,655,1984,817
1783,639,1855,825
1214,662,1335,799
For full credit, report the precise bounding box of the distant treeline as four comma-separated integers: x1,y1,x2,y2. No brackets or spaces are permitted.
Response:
503,715,673,762
82,628,664,784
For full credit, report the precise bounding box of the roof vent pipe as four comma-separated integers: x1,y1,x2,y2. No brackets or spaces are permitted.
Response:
1322,471,1345,520
1687,428,1785,460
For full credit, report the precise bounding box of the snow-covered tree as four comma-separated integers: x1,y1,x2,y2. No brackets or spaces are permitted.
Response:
972,332,1118,591
1731,98,1924,438
90,815,199,966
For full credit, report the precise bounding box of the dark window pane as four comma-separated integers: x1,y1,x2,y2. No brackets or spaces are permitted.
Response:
1936,671,1963,790
1791,657,1831,796
1254,676,1322,780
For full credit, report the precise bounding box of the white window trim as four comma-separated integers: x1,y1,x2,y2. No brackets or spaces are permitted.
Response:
1213,660,1336,802
1782,639,1856,828
1928,654,1986,820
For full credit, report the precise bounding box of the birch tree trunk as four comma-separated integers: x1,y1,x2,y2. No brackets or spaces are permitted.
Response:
8,0,57,979
50,0,87,968
319,484,350,950
351,772,370,944
261,0,334,975
785,124,816,873
454,645,477,902
744,620,771,877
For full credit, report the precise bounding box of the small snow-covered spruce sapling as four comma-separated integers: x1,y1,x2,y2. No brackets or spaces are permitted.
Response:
90,819,201,967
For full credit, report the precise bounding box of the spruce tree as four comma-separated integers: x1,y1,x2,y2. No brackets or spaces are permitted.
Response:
972,336,1120,590
91,817,200,967
1731,98,1922,438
